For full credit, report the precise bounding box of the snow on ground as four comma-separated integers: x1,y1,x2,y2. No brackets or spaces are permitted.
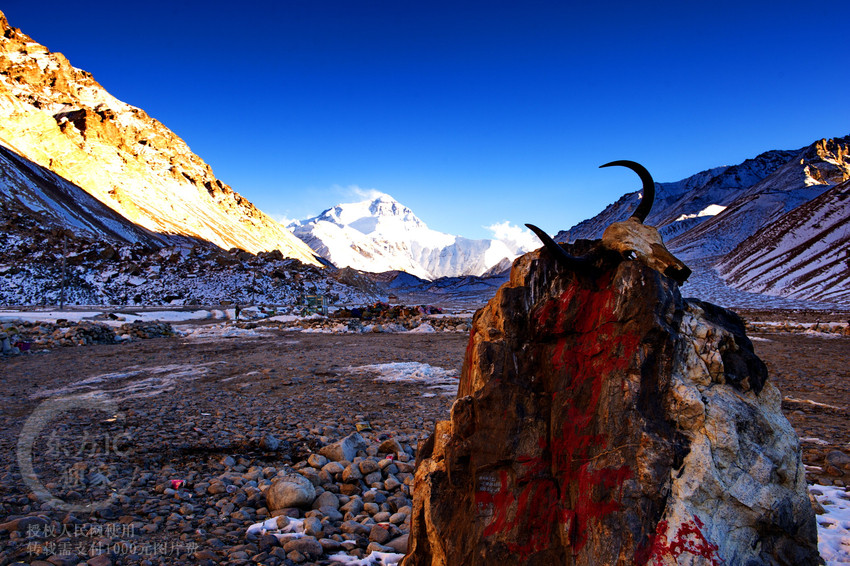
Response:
0,308,215,325
0,307,302,326
0,310,104,323
811,484,850,565
30,362,222,400
679,258,847,310
293,321,457,335
246,517,404,565
177,323,272,342
329,551,406,565
784,397,845,411
245,516,305,541
801,437,832,446
344,362,459,395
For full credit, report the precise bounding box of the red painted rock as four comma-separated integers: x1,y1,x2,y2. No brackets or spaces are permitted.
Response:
402,243,819,565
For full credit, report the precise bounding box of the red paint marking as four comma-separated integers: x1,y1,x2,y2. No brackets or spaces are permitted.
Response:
464,330,476,372
637,516,723,565
477,280,642,558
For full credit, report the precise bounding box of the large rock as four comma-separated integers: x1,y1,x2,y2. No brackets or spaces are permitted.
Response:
266,470,316,511
319,432,368,462
403,243,819,565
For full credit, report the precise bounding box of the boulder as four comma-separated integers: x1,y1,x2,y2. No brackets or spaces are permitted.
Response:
403,243,819,565
266,470,316,511
320,432,367,462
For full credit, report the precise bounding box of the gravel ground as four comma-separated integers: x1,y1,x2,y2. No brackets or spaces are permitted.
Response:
0,311,847,565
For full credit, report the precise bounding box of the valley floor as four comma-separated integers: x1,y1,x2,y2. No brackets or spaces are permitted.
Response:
0,312,847,565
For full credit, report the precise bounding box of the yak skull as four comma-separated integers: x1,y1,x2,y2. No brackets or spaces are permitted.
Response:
601,217,691,284
526,160,692,285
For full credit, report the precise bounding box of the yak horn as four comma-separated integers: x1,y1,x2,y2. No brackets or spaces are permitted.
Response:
600,160,655,223
525,223,591,270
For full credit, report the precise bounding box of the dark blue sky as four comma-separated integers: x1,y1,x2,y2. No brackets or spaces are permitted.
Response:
3,1,848,239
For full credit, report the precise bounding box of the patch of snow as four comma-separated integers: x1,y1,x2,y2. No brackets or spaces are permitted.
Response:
179,324,268,341
32,362,221,400
121,310,213,323
344,362,458,395
785,397,844,411
0,310,102,323
800,437,831,446
0,309,215,325
302,324,349,334
675,204,727,222
267,314,302,323
246,516,306,544
810,484,850,565
328,551,405,565
409,323,436,333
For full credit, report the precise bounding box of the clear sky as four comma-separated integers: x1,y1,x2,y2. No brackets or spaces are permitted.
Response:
3,1,849,240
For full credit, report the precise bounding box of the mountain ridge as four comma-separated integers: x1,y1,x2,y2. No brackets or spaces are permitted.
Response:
552,135,850,303
0,10,320,264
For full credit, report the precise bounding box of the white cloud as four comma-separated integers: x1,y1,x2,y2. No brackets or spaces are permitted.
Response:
334,184,392,202
485,221,539,255
269,213,298,228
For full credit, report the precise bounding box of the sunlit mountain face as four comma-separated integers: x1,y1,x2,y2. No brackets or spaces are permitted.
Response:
0,10,320,265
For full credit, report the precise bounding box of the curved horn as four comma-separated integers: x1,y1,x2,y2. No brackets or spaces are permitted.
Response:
600,160,655,223
525,223,590,271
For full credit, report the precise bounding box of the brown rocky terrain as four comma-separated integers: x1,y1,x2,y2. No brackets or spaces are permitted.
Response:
0,308,847,565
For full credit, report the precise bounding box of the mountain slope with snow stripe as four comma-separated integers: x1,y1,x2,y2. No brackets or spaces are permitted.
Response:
0,142,178,246
716,180,850,303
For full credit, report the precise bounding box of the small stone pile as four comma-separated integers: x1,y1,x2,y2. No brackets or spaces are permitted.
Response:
745,320,850,336
115,321,175,341
332,303,442,321
3,423,420,565
0,319,174,355
252,432,414,562
292,316,472,334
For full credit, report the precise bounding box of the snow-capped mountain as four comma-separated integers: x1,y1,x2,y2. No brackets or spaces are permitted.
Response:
289,194,527,280
716,179,850,303
0,10,320,265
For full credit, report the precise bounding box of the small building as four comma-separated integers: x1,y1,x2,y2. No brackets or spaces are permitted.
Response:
302,295,329,316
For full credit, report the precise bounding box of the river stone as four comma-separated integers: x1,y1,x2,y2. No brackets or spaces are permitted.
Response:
266,471,316,511
402,242,819,566
320,432,367,462
312,490,340,510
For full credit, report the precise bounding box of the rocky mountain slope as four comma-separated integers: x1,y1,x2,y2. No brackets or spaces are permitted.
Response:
554,136,850,304
0,142,171,247
289,194,529,280
716,179,850,303
554,149,797,244
0,10,320,265
0,202,378,307
668,138,849,260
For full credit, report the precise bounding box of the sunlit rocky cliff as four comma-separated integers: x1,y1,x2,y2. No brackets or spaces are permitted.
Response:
0,10,320,265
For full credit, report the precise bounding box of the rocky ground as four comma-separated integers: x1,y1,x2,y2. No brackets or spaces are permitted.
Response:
740,310,850,490
0,309,847,566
